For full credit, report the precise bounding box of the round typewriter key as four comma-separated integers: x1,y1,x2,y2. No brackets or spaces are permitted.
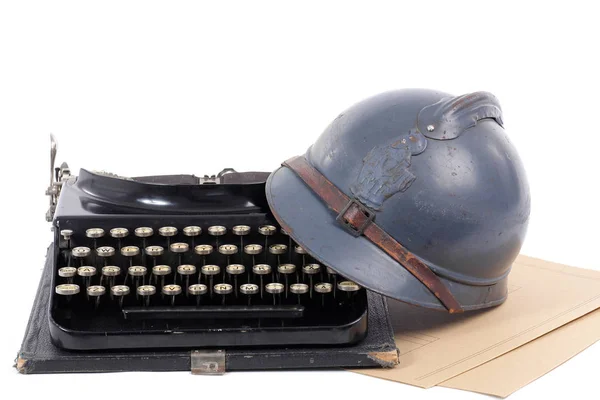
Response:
207,225,227,236
214,283,233,305
101,265,121,288
219,244,238,266
135,227,154,238
269,244,287,266
159,226,178,247
337,280,360,292
121,245,140,257
170,242,189,253
56,283,80,302
177,264,196,293
158,226,178,237
218,244,238,255
315,282,333,306
60,229,74,249
86,228,105,239
110,228,129,249
183,226,201,248
208,225,226,247
294,245,307,254
302,264,321,298
240,283,259,305
170,242,190,265
253,264,271,298
232,225,251,236
121,246,140,269
162,284,182,306
77,265,96,288
188,283,207,305
201,264,220,297
96,246,115,263
290,283,309,303
102,265,121,276
58,267,77,283
110,227,129,238
152,265,171,290
87,285,105,309
56,283,80,296
137,284,156,306
72,246,91,265
277,264,296,296
259,225,277,261
258,225,277,236
265,282,285,305
269,244,287,255
337,280,361,300
183,226,202,236
111,285,130,307
145,245,164,267
244,244,263,267
226,264,245,296
194,244,213,256
244,244,263,255
128,265,147,289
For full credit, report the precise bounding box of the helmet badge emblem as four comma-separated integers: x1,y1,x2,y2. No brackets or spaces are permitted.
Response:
350,129,427,210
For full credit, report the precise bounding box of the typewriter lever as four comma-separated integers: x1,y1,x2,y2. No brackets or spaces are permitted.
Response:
45,134,71,222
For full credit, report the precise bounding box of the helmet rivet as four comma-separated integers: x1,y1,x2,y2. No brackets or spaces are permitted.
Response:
427,124,435,132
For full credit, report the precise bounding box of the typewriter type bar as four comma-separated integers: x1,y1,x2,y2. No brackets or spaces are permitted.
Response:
47,167,368,351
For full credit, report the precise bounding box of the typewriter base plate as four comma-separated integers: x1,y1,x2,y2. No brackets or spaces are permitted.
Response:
17,246,398,373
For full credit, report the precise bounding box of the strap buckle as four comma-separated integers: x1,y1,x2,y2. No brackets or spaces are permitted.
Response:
336,198,375,237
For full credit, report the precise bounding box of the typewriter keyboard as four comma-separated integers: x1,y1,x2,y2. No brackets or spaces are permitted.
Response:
50,222,368,350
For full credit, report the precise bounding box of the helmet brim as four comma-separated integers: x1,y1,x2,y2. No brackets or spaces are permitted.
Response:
266,165,509,311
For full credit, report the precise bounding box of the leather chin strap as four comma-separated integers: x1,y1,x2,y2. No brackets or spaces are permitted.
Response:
282,156,464,314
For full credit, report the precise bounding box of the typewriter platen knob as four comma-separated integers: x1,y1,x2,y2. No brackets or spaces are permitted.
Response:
219,244,238,255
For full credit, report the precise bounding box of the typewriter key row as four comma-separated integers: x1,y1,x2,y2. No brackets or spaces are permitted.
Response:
56,280,361,309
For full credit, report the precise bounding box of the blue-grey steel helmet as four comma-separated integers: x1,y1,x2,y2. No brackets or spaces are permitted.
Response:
266,89,530,311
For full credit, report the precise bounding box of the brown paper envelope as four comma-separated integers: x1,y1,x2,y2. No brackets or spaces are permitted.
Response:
440,307,600,398
352,255,600,388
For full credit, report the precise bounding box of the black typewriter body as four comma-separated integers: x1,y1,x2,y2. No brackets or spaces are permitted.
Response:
49,169,368,351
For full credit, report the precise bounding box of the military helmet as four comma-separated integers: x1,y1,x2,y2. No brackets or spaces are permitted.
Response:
266,89,530,312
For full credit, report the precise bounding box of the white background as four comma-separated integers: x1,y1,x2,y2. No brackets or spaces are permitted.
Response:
1,1,599,398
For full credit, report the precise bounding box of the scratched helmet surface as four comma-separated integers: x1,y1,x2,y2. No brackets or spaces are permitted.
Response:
266,89,530,311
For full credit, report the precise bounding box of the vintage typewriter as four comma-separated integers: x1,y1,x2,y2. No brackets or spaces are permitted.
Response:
45,136,368,351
